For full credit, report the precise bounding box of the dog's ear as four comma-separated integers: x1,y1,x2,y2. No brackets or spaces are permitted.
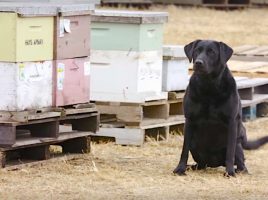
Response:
184,40,201,63
219,42,233,65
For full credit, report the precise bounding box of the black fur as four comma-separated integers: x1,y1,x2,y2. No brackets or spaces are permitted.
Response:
173,40,268,176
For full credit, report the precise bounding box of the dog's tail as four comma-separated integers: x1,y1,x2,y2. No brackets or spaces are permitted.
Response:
242,136,268,150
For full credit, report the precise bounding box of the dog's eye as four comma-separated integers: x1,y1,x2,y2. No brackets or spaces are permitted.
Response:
207,48,215,56
194,47,202,55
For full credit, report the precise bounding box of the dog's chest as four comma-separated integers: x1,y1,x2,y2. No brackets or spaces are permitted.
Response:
187,98,229,122
191,117,229,151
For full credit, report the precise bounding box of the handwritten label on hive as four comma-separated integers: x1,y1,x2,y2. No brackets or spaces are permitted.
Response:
25,39,44,46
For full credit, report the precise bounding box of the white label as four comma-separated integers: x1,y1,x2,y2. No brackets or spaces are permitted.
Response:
59,18,65,37
18,63,25,81
57,63,65,90
84,61,91,76
64,19,71,33
27,64,43,82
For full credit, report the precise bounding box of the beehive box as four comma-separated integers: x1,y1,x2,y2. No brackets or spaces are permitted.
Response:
0,61,53,111
53,3,95,59
0,12,54,62
53,57,90,106
91,10,168,52
54,14,91,59
0,3,96,61
162,45,189,91
90,50,167,103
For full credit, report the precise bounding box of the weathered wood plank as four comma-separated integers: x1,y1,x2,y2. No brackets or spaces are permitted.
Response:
0,126,16,146
93,128,145,146
96,104,143,122
241,94,268,107
0,132,92,151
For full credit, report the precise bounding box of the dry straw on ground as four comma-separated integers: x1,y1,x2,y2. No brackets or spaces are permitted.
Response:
1,5,268,200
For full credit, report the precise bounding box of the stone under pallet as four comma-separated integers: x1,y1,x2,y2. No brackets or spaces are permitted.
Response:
91,115,185,146
0,132,91,168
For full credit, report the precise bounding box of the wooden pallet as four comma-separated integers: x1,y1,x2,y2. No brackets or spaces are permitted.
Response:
0,133,91,168
91,115,185,146
232,45,268,62
0,104,99,168
251,0,268,6
92,98,185,145
236,77,268,121
95,99,183,124
150,0,251,9
101,0,152,7
242,100,268,121
236,77,268,100
0,106,99,147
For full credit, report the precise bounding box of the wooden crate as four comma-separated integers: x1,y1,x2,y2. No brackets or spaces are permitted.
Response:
0,61,53,111
91,10,168,52
91,50,167,103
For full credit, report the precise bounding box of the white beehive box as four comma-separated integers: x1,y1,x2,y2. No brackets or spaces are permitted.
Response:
91,50,167,103
162,45,189,91
0,61,52,111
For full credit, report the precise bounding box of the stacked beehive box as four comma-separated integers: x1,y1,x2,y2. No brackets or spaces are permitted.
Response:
90,10,168,103
0,4,55,111
0,3,95,110
162,45,190,92
0,3,100,166
89,10,186,146
52,4,92,107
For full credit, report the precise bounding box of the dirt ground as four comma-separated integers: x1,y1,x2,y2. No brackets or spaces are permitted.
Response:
1,5,268,200
0,118,268,200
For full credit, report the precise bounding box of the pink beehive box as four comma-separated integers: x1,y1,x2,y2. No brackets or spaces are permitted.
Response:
53,57,90,107
54,14,91,60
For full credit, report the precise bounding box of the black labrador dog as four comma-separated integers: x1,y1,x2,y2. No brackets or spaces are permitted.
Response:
173,40,268,177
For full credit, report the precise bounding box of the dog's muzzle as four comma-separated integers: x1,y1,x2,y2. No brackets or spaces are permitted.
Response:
193,59,207,74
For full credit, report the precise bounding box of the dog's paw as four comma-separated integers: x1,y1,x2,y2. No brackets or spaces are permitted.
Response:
235,168,250,175
173,165,187,176
224,171,236,178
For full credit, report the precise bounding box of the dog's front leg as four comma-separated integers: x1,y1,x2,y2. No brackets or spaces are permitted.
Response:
173,119,192,175
225,120,237,177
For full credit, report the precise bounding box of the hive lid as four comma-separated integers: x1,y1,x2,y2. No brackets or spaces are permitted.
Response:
92,9,168,24
163,45,187,58
0,2,96,16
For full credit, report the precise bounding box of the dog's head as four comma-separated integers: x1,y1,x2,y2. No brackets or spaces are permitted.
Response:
184,40,233,76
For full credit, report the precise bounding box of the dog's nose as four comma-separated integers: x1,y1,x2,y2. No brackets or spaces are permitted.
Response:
194,59,204,67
